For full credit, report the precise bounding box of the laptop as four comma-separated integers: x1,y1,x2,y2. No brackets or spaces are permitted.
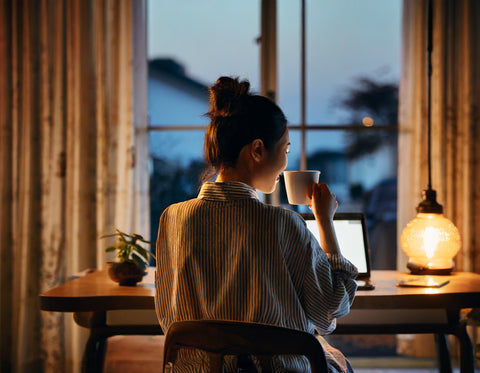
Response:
301,212,375,290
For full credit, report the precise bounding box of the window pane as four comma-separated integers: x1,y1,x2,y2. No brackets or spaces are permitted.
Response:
147,0,260,125
282,128,397,270
283,129,396,207
278,0,402,125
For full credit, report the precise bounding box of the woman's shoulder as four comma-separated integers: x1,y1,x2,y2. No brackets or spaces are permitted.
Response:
262,202,302,219
261,203,308,231
159,198,202,221
283,207,306,224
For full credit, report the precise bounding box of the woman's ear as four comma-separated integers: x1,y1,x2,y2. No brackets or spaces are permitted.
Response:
250,139,265,162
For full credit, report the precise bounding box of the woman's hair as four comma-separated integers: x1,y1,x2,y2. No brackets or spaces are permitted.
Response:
203,76,287,178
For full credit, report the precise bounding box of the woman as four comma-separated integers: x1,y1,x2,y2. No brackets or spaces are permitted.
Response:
155,77,358,372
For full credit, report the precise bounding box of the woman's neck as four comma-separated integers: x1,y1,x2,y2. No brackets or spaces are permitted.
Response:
216,167,254,188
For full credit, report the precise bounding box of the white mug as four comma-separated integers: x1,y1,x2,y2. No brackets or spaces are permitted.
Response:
283,170,321,205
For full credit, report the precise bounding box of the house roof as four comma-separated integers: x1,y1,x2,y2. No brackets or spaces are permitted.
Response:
148,58,209,97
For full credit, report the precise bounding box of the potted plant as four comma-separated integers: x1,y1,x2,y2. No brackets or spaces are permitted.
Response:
101,229,156,286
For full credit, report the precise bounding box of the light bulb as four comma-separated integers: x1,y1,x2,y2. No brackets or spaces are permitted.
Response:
400,212,461,273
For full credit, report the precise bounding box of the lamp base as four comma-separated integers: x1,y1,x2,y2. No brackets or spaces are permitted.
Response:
407,262,453,276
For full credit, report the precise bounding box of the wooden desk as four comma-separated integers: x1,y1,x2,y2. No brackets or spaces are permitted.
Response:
40,270,480,373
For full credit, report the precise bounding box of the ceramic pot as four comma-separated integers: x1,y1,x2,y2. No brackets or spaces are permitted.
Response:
107,261,146,286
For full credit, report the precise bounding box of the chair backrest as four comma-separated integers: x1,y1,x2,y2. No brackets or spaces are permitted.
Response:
163,319,329,373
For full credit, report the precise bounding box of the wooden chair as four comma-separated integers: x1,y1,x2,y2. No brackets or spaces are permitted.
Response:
162,319,329,373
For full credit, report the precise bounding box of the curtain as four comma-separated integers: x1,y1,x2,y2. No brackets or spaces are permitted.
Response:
0,0,149,372
398,0,480,357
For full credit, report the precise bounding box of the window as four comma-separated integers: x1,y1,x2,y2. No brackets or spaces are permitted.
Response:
147,0,401,271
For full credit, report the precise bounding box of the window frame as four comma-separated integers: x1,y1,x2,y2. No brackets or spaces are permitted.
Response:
147,0,399,202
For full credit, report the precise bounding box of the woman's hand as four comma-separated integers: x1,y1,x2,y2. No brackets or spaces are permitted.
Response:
310,183,338,222
309,183,341,256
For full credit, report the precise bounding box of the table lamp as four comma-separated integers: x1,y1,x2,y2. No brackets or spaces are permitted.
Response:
400,0,461,275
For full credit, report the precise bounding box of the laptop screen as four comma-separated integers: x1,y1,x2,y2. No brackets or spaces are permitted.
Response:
302,213,371,277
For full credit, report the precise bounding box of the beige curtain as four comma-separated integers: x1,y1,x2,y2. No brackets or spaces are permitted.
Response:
398,0,480,357
0,0,149,372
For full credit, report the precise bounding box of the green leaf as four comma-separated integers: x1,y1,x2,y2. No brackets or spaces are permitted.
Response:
132,252,148,265
138,237,155,246
132,245,149,261
100,229,156,261
117,230,128,241
100,233,122,239
136,244,157,260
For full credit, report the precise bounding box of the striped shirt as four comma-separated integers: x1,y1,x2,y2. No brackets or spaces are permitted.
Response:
155,182,358,372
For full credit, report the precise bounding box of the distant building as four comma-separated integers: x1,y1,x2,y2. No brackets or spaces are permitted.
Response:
148,58,209,164
148,58,209,125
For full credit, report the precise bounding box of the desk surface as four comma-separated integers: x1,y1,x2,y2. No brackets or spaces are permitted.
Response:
40,269,480,313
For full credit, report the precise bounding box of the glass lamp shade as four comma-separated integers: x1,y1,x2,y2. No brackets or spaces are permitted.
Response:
400,212,461,274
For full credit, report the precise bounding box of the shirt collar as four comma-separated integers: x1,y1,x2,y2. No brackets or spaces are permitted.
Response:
198,182,259,201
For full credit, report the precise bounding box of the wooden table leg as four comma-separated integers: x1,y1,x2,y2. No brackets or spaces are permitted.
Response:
454,323,475,373
435,334,452,373
74,310,165,373
444,309,476,373
81,332,107,373
78,311,108,373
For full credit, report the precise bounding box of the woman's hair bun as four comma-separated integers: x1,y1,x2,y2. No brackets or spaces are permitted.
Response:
208,76,250,117
203,75,287,177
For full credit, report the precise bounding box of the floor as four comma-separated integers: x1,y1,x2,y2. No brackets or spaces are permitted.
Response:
102,335,479,373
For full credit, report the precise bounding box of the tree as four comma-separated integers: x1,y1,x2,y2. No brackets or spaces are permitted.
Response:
336,76,398,159
334,75,399,269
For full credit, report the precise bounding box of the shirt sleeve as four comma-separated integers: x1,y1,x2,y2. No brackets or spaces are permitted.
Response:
295,219,358,335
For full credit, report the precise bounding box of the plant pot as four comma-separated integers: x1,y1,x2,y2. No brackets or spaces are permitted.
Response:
107,262,146,286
